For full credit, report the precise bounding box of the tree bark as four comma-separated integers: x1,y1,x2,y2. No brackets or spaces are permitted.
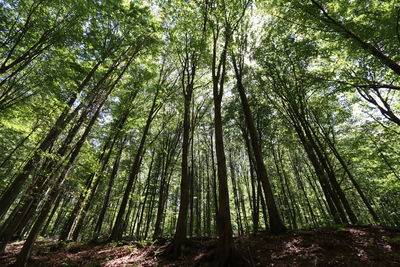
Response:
232,55,286,233
110,88,159,240
15,88,107,265
0,60,102,220
93,137,126,241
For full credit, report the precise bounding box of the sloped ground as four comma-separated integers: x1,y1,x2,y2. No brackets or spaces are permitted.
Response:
1,225,399,266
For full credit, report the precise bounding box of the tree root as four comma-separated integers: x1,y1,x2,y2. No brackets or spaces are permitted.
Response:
194,246,253,267
158,238,193,259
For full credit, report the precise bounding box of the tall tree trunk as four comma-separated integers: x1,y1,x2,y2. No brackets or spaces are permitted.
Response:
50,195,71,235
59,174,94,241
213,96,235,260
153,128,180,240
290,153,318,226
144,183,157,240
209,132,219,234
0,60,102,219
136,158,153,239
229,151,244,236
291,118,345,224
169,89,192,255
15,90,108,266
205,152,212,236
242,126,259,233
110,87,159,241
303,118,358,224
0,100,94,244
40,192,62,236
232,55,286,234
71,123,122,241
335,148,379,222
317,123,380,222
0,96,105,251
93,137,126,241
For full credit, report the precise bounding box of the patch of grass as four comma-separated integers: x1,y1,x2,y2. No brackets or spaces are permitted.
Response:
66,242,83,253
34,247,48,256
334,225,347,232
50,241,67,252
128,246,138,253
85,259,102,267
60,258,80,267
109,241,119,247
298,255,309,260
135,239,156,248
385,236,400,244
36,236,48,242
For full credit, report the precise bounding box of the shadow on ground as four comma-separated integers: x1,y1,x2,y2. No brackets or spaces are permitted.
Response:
1,225,400,266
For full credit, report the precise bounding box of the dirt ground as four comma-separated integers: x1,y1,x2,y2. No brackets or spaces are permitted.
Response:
1,225,400,266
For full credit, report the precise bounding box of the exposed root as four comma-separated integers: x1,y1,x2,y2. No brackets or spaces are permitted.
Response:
269,224,287,235
158,238,192,259
195,246,253,267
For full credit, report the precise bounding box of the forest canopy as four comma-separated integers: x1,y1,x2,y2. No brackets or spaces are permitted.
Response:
0,0,399,266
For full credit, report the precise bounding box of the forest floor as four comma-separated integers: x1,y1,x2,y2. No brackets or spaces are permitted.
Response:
1,225,400,266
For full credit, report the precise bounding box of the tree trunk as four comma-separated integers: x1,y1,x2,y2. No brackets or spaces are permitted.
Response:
153,127,180,240
229,151,244,236
0,60,102,219
168,87,192,255
40,193,62,236
136,158,153,239
15,91,106,265
110,87,159,241
232,55,286,234
93,137,126,241
59,174,94,241
332,142,379,222
213,94,235,260
71,125,121,241
304,119,358,224
50,195,71,235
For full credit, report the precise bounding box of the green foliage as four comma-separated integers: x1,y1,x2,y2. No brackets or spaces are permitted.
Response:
0,0,399,255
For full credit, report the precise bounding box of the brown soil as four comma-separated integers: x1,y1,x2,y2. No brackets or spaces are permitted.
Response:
1,225,399,266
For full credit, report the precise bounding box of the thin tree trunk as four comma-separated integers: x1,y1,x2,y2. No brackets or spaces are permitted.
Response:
110,87,160,241
310,0,400,76
71,126,121,241
15,91,107,265
290,154,318,226
304,119,358,224
209,132,218,233
291,119,345,224
93,137,126,240
40,192,62,236
50,195,71,235
326,136,379,222
136,159,153,239
153,128,180,239
229,151,243,236
59,174,94,241
0,60,103,219
232,55,286,233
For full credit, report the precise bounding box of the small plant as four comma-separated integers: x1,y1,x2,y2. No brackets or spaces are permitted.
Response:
85,259,102,267
66,242,82,253
137,239,148,247
299,254,309,260
335,225,347,232
385,236,400,244
128,246,138,253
